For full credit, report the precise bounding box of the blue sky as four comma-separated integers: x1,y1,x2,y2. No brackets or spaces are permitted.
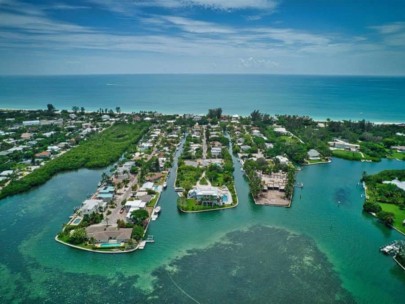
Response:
0,0,404,75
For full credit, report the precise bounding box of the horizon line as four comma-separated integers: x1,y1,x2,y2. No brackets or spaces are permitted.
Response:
1,72,405,78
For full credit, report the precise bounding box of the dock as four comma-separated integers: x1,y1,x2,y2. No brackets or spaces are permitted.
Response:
138,235,155,250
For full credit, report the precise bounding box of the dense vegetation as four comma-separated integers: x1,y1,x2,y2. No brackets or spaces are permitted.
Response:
176,160,204,192
243,158,295,199
362,170,405,231
0,122,149,199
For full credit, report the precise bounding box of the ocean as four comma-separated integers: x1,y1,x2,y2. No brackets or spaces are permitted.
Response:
0,74,404,122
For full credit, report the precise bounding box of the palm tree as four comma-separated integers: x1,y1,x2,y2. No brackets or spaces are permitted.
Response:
72,106,79,113
116,106,121,114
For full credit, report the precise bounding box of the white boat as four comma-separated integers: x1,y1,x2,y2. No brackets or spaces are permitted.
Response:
138,241,146,249
380,242,399,255
154,206,161,213
163,182,167,189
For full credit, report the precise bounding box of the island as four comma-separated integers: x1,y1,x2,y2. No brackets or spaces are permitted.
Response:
362,170,405,234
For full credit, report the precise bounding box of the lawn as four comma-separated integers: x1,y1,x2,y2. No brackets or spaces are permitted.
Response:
379,203,405,234
388,151,405,161
332,149,363,161
177,197,231,212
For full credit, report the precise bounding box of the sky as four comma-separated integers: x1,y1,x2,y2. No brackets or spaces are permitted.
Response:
0,0,404,75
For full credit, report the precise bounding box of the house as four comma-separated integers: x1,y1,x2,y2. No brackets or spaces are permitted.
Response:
85,226,132,243
21,133,33,140
211,147,222,158
276,155,289,165
101,115,111,121
79,199,106,215
22,120,40,126
187,185,232,206
240,145,251,152
391,146,405,152
43,131,56,137
274,127,288,135
47,145,61,153
328,139,360,151
69,113,77,119
125,200,147,221
265,143,274,149
0,170,14,177
96,193,114,202
35,151,51,159
307,149,321,160
252,130,262,137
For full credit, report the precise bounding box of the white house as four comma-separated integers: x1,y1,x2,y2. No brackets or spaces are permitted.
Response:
274,127,288,135
307,149,321,160
188,185,232,206
22,120,40,126
276,155,289,165
79,199,106,215
211,147,222,158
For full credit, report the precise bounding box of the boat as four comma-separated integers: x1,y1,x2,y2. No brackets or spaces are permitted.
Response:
154,206,161,214
380,242,400,255
163,182,167,189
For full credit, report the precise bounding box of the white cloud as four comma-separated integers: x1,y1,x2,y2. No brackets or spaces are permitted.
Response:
370,22,405,35
160,16,234,33
88,0,278,12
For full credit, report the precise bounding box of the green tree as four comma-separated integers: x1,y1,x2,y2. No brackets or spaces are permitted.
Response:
131,225,144,241
131,209,149,226
80,107,85,114
68,228,87,245
116,106,121,114
47,104,55,112
72,106,79,113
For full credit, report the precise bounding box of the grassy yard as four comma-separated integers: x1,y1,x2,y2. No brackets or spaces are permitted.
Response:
379,203,405,234
332,149,363,161
388,151,405,161
177,197,231,212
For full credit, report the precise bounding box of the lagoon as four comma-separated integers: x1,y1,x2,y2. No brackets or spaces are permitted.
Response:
0,144,405,302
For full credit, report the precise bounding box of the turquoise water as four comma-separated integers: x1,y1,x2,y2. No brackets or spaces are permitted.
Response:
1,75,405,122
222,194,228,202
0,139,404,302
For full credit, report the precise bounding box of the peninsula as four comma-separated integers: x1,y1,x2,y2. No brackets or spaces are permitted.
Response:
1,107,404,254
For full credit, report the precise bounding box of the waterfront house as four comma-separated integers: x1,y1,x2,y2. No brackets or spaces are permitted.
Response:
85,226,132,243
391,146,405,152
96,192,114,202
79,199,107,215
79,199,106,215
328,139,360,151
188,185,232,206
307,149,321,160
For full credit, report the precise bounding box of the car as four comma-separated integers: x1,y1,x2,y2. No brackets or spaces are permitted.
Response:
119,208,124,214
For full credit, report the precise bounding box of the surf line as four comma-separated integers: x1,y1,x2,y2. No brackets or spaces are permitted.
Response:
166,270,201,304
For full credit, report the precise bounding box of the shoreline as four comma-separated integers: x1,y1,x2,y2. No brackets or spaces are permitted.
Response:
0,107,404,125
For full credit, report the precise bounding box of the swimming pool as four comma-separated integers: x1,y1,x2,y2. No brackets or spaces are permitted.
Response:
72,217,82,225
222,195,228,203
98,243,123,248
